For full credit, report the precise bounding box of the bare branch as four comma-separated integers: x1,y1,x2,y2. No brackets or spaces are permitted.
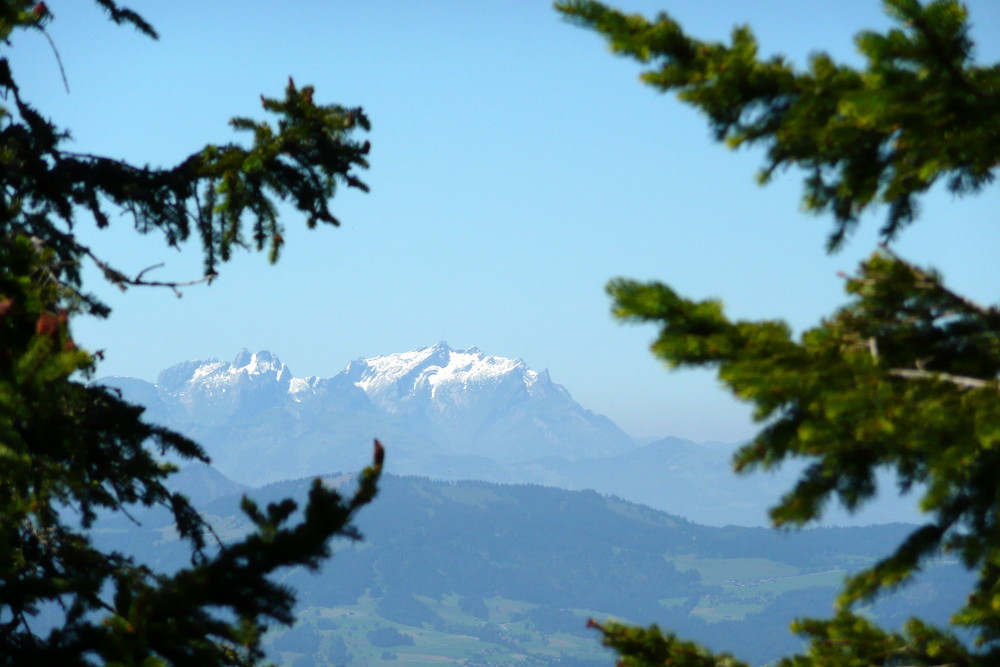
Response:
39,28,69,94
889,368,994,391
134,263,165,282
83,248,215,297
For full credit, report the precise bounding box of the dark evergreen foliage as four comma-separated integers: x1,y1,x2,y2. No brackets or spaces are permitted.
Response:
557,0,1000,664
0,2,380,664
560,0,998,251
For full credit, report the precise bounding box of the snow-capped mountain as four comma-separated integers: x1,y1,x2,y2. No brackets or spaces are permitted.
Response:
348,344,550,412
103,343,635,484
340,342,632,463
154,349,294,423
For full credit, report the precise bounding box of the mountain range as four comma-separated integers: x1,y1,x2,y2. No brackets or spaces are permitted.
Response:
101,343,921,527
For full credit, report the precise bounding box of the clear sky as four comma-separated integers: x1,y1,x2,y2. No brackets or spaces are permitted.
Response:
11,1,1000,443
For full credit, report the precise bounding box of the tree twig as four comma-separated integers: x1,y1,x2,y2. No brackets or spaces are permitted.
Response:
134,263,165,282
83,247,215,297
39,28,69,94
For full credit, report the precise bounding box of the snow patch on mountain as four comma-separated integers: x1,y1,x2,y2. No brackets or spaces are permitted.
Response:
288,376,315,400
159,349,293,392
349,342,548,412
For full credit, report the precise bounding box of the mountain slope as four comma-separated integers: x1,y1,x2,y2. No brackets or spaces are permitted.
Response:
94,474,961,666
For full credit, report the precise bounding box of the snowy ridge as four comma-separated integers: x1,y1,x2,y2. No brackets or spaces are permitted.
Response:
352,342,539,403
158,343,548,405
159,349,292,393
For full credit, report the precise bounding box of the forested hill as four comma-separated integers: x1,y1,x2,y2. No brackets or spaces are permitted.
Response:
95,475,965,665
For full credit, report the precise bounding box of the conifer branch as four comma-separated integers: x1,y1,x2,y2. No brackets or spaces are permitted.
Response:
907,8,982,102
1,5,379,663
880,244,995,317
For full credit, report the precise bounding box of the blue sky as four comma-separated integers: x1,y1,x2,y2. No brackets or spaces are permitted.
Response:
11,1,1000,442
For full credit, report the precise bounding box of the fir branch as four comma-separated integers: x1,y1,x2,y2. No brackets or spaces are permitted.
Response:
92,0,157,39
880,243,996,317
907,6,983,102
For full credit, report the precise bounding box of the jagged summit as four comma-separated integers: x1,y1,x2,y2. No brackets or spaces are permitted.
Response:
230,348,285,373
348,343,545,410
157,349,292,393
